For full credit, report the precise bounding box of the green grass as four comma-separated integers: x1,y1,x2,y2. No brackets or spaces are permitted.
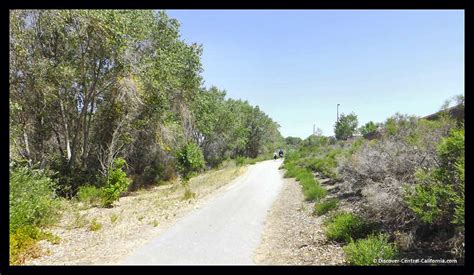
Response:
325,212,373,243
343,233,398,265
76,185,104,207
284,162,327,202
110,214,119,224
314,198,339,216
89,218,102,232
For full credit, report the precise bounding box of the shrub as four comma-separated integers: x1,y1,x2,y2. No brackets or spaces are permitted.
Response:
314,198,339,216
325,212,372,242
304,183,327,202
360,121,378,136
283,160,327,202
235,156,245,166
306,156,338,178
343,233,398,265
76,185,104,207
10,166,59,233
405,127,464,226
176,141,205,182
101,158,131,207
9,225,60,265
334,113,358,140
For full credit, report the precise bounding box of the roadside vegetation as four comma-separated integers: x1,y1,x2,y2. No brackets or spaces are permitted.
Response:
282,95,464,265
9,10,282,264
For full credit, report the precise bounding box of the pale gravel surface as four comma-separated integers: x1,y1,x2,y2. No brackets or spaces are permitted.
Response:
254,172,346,265
26,164,247,265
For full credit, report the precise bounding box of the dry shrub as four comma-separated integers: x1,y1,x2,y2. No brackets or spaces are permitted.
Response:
337,114,457,238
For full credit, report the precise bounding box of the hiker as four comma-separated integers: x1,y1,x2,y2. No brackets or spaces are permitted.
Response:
278,149,284,158
273,151,278,160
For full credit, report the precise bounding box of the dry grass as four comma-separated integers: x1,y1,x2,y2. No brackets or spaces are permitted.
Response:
26,163,247,265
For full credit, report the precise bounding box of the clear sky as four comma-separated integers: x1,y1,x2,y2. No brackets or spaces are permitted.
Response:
166,10,464,139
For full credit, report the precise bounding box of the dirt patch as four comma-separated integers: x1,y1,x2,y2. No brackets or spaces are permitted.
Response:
25,164,247,265
254,176,346,265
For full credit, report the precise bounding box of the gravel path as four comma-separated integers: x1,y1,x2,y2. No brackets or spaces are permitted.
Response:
254,174,346,265
121,159,285,265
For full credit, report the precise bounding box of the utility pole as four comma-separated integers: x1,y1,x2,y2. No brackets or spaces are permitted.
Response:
337,104,340,123
313,124,316,136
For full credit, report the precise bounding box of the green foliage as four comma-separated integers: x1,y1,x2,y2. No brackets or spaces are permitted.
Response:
10,225,61,265
325,212,372,243
314,198,339,216
360,121,378,136
76,185,104,207
10,166,59,233
335,113,359,140
343,234,398,265
89,218,102,231
235,156,245,166
405,127,464,226
283,161,327,201
101,158,131,207
10,9,283,195
176,142,205,182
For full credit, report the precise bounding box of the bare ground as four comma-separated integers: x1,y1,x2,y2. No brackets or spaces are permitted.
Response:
254,174,347,265
26,163,247,265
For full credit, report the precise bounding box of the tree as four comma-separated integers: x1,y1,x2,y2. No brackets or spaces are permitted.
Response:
359,121,378,136
334,113,358,140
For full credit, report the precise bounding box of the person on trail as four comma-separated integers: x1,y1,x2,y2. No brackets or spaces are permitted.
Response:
273,151,278,160
278,149,284,158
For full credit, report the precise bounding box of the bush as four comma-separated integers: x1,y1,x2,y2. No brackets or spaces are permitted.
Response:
360,121,378,136
304,183,327,202
10,225,60,265
405,127,464,226
101,158,131,207
314,198,339,216
325,212,372,242
76,185,104,207
235,156,245,166
10,166,59,233
284,162,327,201
334,113,358,140
176,141,205,182
343,233,398,265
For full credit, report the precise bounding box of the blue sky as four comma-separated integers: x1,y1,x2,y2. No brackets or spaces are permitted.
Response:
166,10,464,139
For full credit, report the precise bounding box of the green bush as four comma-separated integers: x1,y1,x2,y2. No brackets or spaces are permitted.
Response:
314,198,339,216
10,224,60,265
10,166,59,233
343,234,398,265
176,141,205,182
405,127,464,226
283,160,327,202
101,158,131,208
306,157,338,178
325,212,372,242
360,121,378,136
235,156,245,166
76,185,104,207
304,184,327,202
334,113,358,140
